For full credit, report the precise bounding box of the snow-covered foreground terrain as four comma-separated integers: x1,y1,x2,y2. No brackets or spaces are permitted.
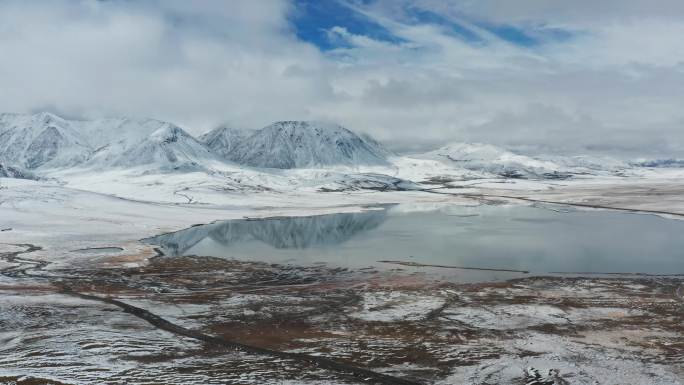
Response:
1,174,684,384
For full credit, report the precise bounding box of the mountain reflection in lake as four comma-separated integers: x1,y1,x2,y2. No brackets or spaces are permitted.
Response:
147,204,684,281
151,207,389,256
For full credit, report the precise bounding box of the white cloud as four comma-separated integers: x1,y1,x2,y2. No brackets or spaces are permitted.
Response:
0,0,327,130
0,0,683,156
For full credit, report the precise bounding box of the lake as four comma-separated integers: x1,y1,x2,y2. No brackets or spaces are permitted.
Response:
146,203,684,282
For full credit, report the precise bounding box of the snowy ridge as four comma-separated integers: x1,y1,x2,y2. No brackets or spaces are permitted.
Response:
0,112,92,169
416,142,565,178
414,142,630,179
225,121,390,169
539,154,628,172
200,126,250,159
88,123,218,171
0,113,222,172
0,114,393,173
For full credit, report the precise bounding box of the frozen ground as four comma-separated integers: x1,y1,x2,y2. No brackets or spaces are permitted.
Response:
1,172,683,384
1,257,681,385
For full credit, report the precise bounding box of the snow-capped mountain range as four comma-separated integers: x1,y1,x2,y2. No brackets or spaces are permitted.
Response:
0,113,392,173
0,112,91,170
0,112,224,172
0,111,672,196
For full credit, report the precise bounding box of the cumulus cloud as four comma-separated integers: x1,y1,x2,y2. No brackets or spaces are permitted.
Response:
0,0,683,156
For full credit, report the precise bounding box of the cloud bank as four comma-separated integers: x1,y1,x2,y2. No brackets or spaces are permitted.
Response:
0,0,683,156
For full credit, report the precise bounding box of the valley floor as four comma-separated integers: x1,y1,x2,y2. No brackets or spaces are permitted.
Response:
1,176,683,384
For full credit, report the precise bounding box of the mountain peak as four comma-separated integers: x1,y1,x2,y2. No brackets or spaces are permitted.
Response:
89,122,215,170
149,123,185,144
33,111,65,125
0,112,90,169
200,125,249,159
268,120,351,134
225,121,390,169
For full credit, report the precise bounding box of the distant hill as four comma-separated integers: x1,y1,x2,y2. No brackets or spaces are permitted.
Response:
417,142,569,179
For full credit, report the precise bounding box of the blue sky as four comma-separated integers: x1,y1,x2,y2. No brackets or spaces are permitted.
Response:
291,1,406,50
1,0,684,155
290,0,573,50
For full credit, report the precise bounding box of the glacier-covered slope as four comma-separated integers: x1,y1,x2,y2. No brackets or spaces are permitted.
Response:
226,121,390,169
0,113,223,172
86,122,218,171
199,126,250,159
0,112,92,169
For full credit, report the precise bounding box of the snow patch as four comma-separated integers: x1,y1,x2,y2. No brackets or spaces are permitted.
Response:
351,291,446,322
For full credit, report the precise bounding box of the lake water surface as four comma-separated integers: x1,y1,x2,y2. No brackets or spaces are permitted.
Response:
147,203,684,281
